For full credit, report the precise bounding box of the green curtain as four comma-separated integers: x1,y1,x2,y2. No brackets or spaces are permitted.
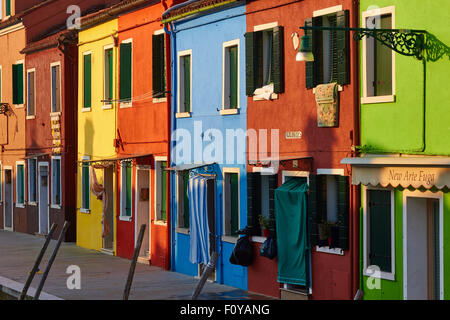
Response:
275,178,309,286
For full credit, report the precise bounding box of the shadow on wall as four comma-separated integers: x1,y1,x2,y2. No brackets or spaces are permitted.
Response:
84,118,94,156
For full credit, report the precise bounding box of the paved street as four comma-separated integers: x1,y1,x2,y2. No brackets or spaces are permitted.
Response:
0,230,272,300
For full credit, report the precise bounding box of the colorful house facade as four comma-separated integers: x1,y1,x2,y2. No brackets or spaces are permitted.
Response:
342,0,450,300
165,0,249,290
245,0,360,299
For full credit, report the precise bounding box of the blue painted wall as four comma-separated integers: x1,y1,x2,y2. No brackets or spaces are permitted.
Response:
169,4,248,290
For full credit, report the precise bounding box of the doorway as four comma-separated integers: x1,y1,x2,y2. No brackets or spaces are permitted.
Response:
136,167,151,263
102,166,114,252
38,163,49,235
199,178,216,281
3,168,13,231
404,192,443,300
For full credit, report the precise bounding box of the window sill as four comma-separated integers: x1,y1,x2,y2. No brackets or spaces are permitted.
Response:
81,108,91,113
361,95,395,104
313,85,343,94
175,112,191,118
50,112,61,117
175,227,190,235
251,236,266,244
28,202,37,206
16,204,25,208
26,115,36,120
14,104,25,109
120,102,132,109
153,97,167,104
154,220,167,226
222,235,238,244
219,108,239,116
363,267,395,281
119,216,132,222
80,208,90,214
315,246,344,255
102,104,113,110
50,204,61,210
253,93,278,101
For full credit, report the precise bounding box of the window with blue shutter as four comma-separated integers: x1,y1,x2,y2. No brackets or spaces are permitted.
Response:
52,158,61,206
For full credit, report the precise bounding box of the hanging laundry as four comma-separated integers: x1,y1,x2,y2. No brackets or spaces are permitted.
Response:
314,82,339,127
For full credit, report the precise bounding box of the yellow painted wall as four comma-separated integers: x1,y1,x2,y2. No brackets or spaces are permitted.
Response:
77,19,118,252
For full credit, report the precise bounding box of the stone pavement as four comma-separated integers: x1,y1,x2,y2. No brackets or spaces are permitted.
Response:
0,230,273,300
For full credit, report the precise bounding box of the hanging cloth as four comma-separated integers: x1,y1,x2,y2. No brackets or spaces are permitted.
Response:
188,175,210,265
89,166,110,238
314,82,339,127
275,178,309,286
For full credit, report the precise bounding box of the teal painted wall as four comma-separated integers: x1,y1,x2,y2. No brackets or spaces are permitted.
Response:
359,0,450,155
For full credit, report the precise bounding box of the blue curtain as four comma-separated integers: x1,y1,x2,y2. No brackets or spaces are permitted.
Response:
188,175,210,265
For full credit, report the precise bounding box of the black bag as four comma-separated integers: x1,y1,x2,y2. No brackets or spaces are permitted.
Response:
229,235,253,266
260,234,277,260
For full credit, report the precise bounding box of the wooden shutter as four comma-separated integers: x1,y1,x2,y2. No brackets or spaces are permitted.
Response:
368,190,391,272
125,165,132,216
82,165,90,209
183,55,191,113
161,162,167,221
83,55,91,108
272,26,285,93
152,34,165,98
28,72,35,116
308,174,319,246
13,64,24,105
336,10,350,85
120,43,132,101
245,32,257,96
336,175,349,250
304,18,314,89
246,172,261,236
268,174,278,234
229,45,238,109
230,173,239,236
105,49,113,101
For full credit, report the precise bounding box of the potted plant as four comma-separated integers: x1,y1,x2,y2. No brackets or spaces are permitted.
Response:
318,221,339,248
258,215,270,237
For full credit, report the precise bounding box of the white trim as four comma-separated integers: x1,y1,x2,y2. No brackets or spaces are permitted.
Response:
81,107,91,113
0,22,24,37
152,97,167,104
15,161,25,207
26,68,36,117
119,38,133,109
153,29,165,35
313,5,343,17
363,186,396,281
38,162,50,234
315,246,344,255
177,49,192,114
251,236,266,244
316,168,345,176
221,39,240,112
13,60,25,109
281,170,309,184
50,61,62,114
175,112,191,118
50,156,62,207
402,189,444,300
27,158,38,204
154,156,167,162
253,22,278,32
120,160,133,222
103,44,114,110
361,6,396,102
222,167,240,238
80,156,90,213
252,166,276,175
3,166,13,231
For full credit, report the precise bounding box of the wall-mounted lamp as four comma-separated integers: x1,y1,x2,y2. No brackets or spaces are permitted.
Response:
296,32,314,62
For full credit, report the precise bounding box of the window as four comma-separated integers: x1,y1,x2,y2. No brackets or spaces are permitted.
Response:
51,63,61,113
223,170,239,237
363,8,394,100
309,173,349,250
152,32,166,99
245,25,284,95
27,69,35,116
6,0,11,17
177,51,191,114
305,10,350,88
222,40,239,110
83,53,91,109
119,40,132,105
12,62,24,105
0,66,2,103
81,159,90,211
51,157,61,206
120,161,132,219
16,163,25,206
155,160,167,222
177,171,190,229
367,189,392,273
104,47,113,105
28,159,37,203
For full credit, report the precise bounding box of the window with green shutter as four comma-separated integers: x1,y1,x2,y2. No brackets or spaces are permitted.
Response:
104,48,113,104
156,161,167,222
17,164,25,205
119,42,132,103
152,34,166,98
81,163,90,210
126,165,132,216
177,171,190,229
13,63,24,105
245,26,284,96
121,161,132,218
179,54,191,113
305,10,350,88
223,43,238,110
83,54,91,108
224,172,239,237
368,189,392,272
6,0,11,16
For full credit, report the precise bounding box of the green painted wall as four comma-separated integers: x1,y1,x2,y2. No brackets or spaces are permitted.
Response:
359,0,450,155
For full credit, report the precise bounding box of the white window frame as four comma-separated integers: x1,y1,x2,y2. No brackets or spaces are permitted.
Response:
13,59,25,108
103,44,114,110
4,0,11,20
221,39,240,115
15,161,25,208
120,160,133,222
176,171,189,233
361,6,396,104
80,156,90,213
402,189,444,300
119,38,133,109
154,156,167,225
363,186,396,281
81,51,92,113
153,29,167,104
222,167,240,243
26,68,36,119
176,49,192,117
51,156,62,208
50,61,62,115
27,158,37,205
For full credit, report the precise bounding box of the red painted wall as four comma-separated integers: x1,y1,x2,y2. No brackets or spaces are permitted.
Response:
246,0,359,300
